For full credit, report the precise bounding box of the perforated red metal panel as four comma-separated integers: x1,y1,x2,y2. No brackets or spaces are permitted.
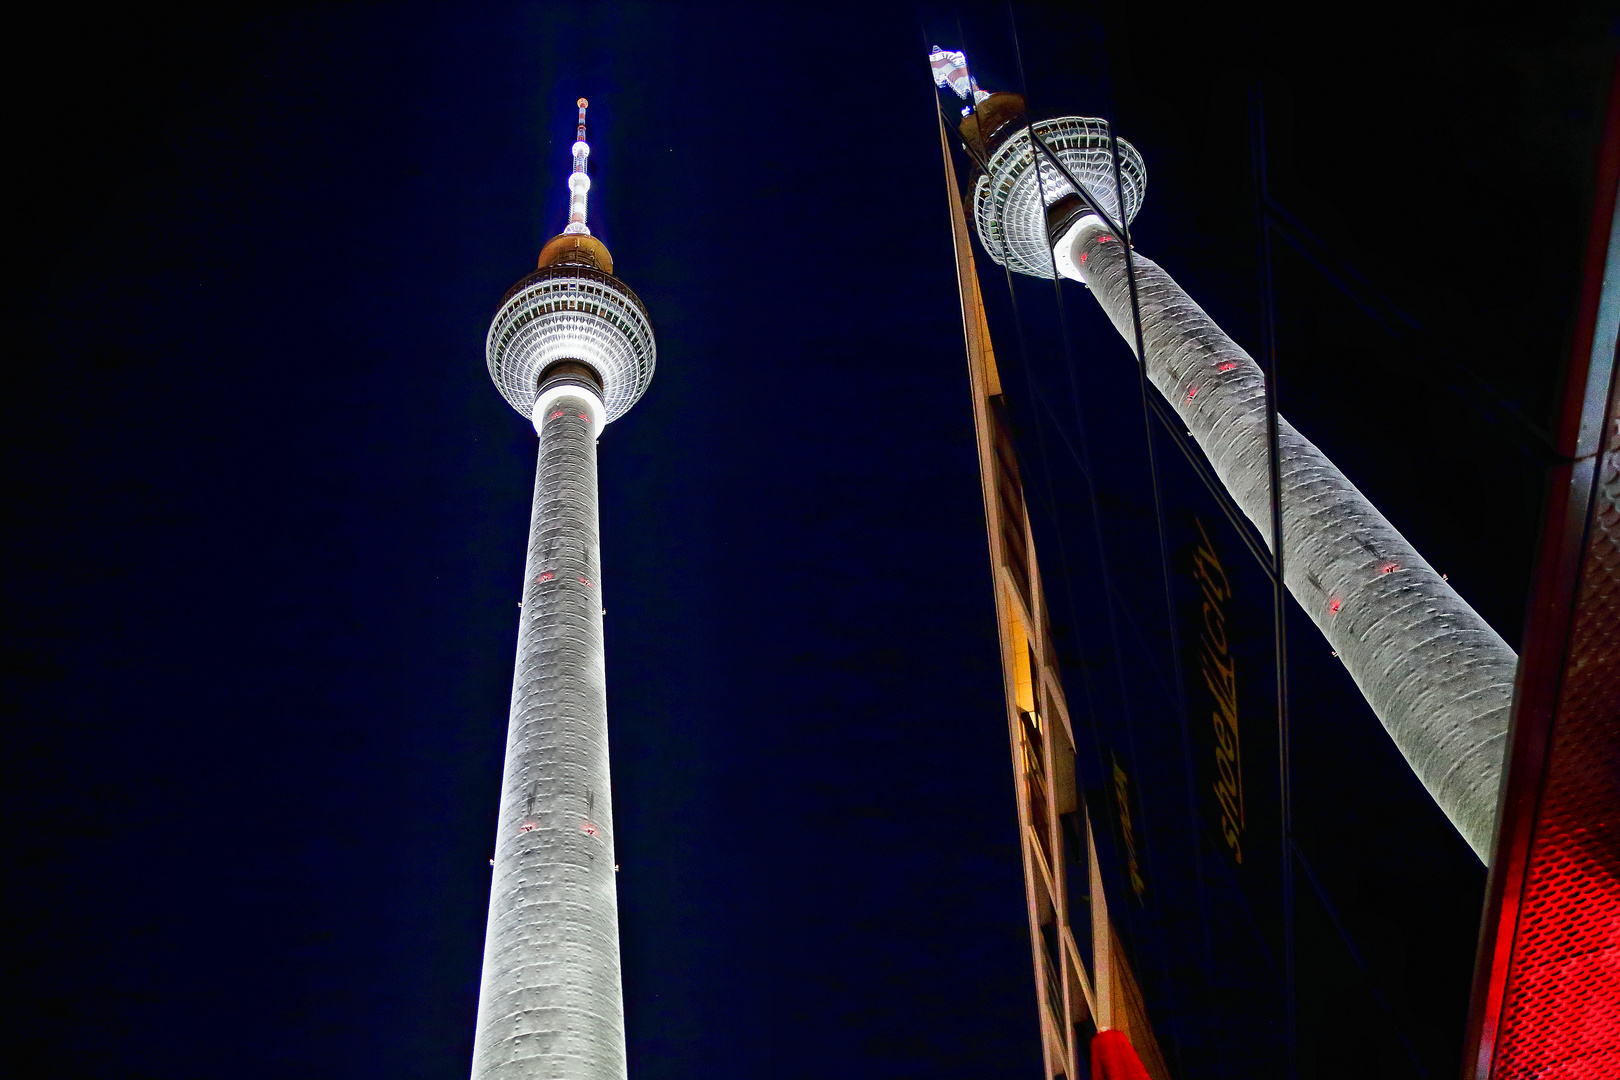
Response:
1491,389,1620,1079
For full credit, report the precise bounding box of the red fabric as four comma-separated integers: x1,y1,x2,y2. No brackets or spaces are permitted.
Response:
1091,1029,1151,1080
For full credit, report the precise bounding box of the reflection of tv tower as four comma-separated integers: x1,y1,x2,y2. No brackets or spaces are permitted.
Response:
933,52,1515,862
471,98,655,1080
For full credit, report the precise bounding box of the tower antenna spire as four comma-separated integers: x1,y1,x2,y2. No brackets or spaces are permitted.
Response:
564,96,592,235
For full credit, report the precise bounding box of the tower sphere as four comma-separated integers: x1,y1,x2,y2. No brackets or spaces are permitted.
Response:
485,258,655,425
972,115,1147,279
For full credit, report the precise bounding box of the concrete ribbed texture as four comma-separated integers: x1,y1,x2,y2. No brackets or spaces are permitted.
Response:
1071,225,1515,860
470,393,626,1080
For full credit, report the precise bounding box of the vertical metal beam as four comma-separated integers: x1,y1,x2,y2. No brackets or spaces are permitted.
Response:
1248,86,1296,1080
1088,809,1115,1032
937,86,1174,1079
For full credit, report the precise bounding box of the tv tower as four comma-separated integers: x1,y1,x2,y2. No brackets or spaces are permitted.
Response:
471,98,654,1080
933,53,1515,862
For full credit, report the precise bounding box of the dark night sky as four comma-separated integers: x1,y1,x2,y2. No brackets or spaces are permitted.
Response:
7,5,1614,1079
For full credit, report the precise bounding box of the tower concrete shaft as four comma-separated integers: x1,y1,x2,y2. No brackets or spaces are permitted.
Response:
471,381,624,1080
1065,218,1513,859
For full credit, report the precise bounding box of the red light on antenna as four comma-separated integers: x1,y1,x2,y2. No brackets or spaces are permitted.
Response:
1381,563,1398,574
1218,362,1237,372
578,413,589,421
1098,235,1114,243
550,410,565,420
1079,252,1088,265
519,821,536,833
579,576,593,588
1329,597,1342,614
581,821,599,838
535,571,554,584
1186,385,1200,403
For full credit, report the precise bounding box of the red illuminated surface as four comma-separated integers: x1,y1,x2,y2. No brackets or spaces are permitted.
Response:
1381,563,1399,574
1496,834,1620,1077
578,412,589,421
1491,438,1620,1076
1080,252,1088,265
535,571,554,583
1218,361,1237,372
1328,597,1342,614
581,821,599,838
1090,1030,1150,1080
550,410,565,420
518,821,536,833
1466,68,1620,1080
579,576,593,588
1186,385,1200,403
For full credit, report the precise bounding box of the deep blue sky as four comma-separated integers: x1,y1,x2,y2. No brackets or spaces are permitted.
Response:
7,4,1614,1079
